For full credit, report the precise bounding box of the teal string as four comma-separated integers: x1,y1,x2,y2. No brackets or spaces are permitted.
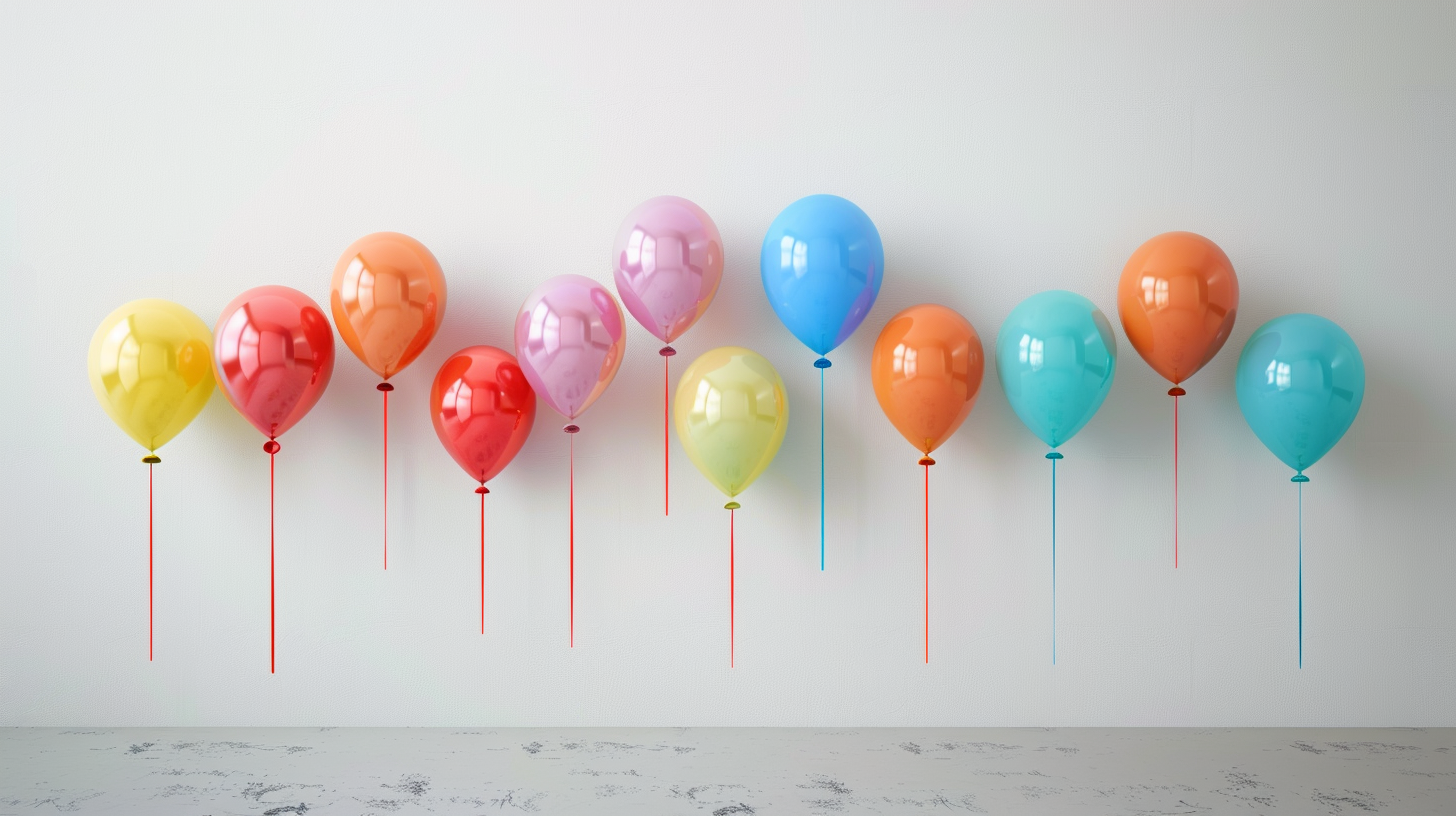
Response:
819,363,825,571
1298,479,1303,669
1050,452,1060,665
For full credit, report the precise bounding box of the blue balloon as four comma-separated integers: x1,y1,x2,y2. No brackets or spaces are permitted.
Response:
760,195,884,357
1235,314,1364,475
995,291,1118,448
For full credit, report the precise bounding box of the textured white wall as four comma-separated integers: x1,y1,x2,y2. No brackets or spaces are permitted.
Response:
2,1,1453,727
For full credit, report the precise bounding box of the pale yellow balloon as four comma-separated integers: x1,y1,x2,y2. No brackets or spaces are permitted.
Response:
88,299,216,453
673,346,789,500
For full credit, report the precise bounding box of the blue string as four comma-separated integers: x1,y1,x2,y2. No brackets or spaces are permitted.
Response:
819,363,825,571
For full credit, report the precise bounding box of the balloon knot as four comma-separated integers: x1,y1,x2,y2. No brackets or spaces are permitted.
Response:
659,346,676,357
724,501,741,510
1168,386,1186,397
1291,473,1309,483
563,424,580,434
475,485,490,494
813,357,832,369
377,382,394,392
1046,451,1064,460
142,455,161,465
263,440,280,454
918,456,936,466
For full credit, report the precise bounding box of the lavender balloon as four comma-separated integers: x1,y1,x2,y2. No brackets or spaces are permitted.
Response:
514,275,626,421
612,196,723,347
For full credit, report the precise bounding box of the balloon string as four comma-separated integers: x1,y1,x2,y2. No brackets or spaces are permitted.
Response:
383,387,389,571
569,431,575,649
269,446,276,675
1174,393,1179,569
730,506,735,669
1298,479,1304,669
480,487,486,635
924,462,930,665
148,461,154,662
1051,454,1058,666
819,364,825,571
664,353,670,517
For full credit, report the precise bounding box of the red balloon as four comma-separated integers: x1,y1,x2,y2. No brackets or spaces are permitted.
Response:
213,286,335,440
430,346,537,484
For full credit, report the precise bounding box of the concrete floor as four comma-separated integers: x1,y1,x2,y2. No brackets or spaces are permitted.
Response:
2,728,1453,815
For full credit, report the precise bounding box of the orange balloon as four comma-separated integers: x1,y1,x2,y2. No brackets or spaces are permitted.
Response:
871,304,985,456
1117,231,1239,387
330,232,447,380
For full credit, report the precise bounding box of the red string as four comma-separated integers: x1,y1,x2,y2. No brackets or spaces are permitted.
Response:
269,446,275,674
486,486,492,635
664,354,670,516
148,462,154,662
383,387,389,571
569,431,575,648
924,462,930,664
1174,393,1180,569
730,507,735,669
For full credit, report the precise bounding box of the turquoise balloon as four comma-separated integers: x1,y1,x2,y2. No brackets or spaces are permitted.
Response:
1235,314,1364,475
995,291,1118,448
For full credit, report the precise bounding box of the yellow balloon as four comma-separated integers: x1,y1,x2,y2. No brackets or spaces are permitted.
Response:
674,346,789,500
88,299,216,453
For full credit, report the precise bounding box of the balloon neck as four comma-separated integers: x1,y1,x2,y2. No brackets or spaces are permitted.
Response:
724,501,741,510
377,382,395,392
142,455,161,465
475,484,490,495
1168,386,1186,397
918,456,936,466
263,440,280,455
813,357,832,369
563,424,580,434
1046,451,1064,460
659,346,676,357
1292,473,1309,483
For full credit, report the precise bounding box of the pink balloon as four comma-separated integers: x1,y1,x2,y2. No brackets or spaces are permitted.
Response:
514,275,626,420
213,286,335,439
612,196,723,345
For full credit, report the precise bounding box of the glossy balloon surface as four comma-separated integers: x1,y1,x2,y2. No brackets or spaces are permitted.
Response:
213,286,335,439
760,195,884,356
514,274,626,420
995,290,1117,448
674,347,788,498
612,196,722,344
88,299,216,452
871,304,984,455
430,346,536,484
1236,313,1364,474
330,232,446,380
1117,231,1239,386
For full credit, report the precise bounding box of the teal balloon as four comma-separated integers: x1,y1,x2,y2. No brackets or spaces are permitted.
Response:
1235,314,1364,475
995,290,1118,448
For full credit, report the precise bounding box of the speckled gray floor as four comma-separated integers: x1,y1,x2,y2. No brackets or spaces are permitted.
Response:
2,728,1452,815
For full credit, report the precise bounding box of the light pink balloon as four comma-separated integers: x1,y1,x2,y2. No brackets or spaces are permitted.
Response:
612,196,723,345
514,275,626,421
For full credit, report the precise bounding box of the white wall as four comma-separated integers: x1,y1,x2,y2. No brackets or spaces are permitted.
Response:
2,1,1453,727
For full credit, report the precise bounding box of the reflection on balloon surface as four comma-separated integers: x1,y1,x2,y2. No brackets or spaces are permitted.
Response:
330,232,447,379
1117,231,1239,385
88,299,216,452
431,346,536,484
674,347,788,498
613,196,722,344
871,305,984,455
514,275,626,420
213,286,335,439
